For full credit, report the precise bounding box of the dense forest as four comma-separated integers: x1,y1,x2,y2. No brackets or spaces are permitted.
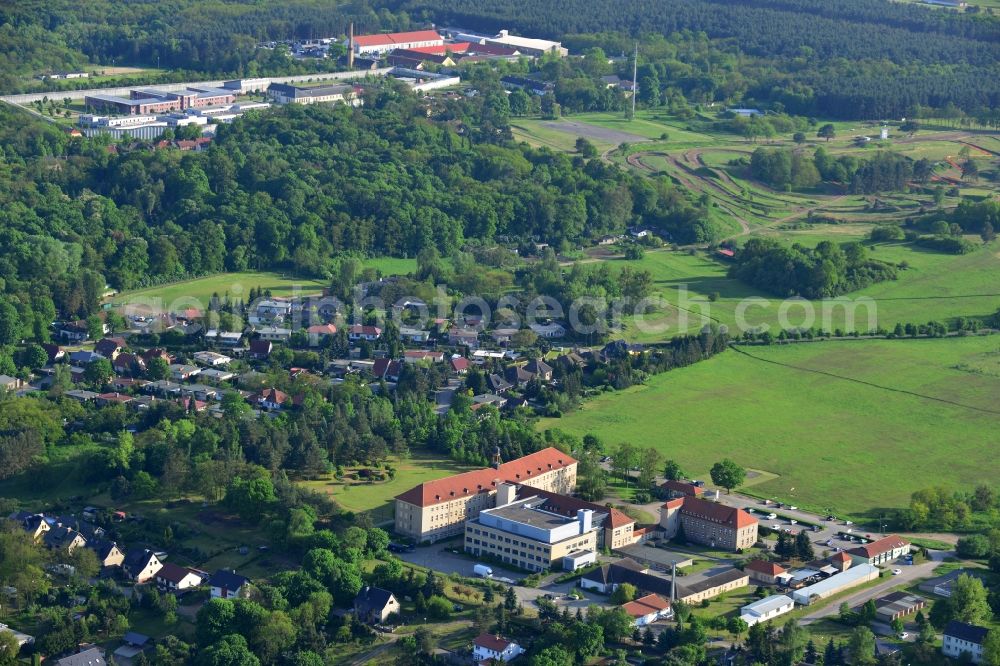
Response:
728,238,899,299
391,0,1000,119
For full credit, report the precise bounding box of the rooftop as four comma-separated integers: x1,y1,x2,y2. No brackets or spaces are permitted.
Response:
742,594,794,615
745,559,786,576
848,534,909,559
944,620,988,644
680,497,757,529
483,497,582,531
621,593,670,618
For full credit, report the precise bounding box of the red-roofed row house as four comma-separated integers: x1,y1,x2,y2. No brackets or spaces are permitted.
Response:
394,447,577,543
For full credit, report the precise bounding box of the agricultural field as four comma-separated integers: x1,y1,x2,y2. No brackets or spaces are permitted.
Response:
539,335,1000,518
607,236,999,340
295,452,477,515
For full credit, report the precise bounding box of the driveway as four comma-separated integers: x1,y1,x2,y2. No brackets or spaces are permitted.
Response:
397,544,525,581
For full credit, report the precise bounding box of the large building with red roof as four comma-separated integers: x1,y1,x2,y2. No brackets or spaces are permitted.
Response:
847,534,910,565
660,496,758,551
394,447,577,542
351,30,444,56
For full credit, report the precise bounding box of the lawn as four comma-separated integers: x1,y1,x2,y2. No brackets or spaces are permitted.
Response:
112,271,327,310
608,239,1000,340
539,336,1000,518
295,452,478,515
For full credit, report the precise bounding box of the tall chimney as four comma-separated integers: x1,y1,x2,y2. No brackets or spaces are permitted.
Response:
671,561,677,605
348,23,355,68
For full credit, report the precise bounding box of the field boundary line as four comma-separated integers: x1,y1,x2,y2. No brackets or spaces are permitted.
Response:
729,345,1000,415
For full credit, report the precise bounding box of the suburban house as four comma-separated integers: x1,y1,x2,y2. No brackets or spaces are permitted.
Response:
255,326,291,342
169,364,201,381
155,563,204,593
524,358,553,382
739,594,795,627
113,632,151,666
744,559,787,585
621,593,672,627
54,646,107,666
306,323,338,347
828,551,853,572
42,343,65,363
209,570,250,599
249,339,272,360
122,549,162,583
112,353,147,376
0,375,25,392
94,337,127,359
353,586,400,624
348,324,382,342
403,350,445,364
254,387,290,410
43,526,87,554
472,633,525,663
464,496,598,572
193,351,231,367
450,356,469,374
847,535,910,565
660,497,759,551
394,448,578,543
487,374,513,394
88,539,126,569
248,299,292,324
942,620,988,663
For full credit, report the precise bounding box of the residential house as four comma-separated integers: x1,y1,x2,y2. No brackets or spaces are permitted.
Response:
528,321,566,338
88,540,125,569
370,359,402,382
472,394,507,410
111,354,147,377
113,632,150,666
140,348,172,366
58,321,94,342
447,327,479,348
450,356,469,374
472,634,525,663
255,326,291,342
660,497,758,552
94,337,127,360
399,327,429,344
65,389,99,403
487,374,512,394
524,358,553,382
43,526,87,554
254,388,289,410
122,549,162,583
621,593,672,627
249,299,292,325
55,646,106,666
96,392,133,407
847,535,910,566
155,563,204,593
348,325,382,342
943,620,988,663
0,375,24,392
249,339,272,360
744,559,787,585
193,351,231,367
42,343,66,363
306,324,338,347
17,513,51,540
169,364,201,381
353,586,401,624
403,350,445,364
70,350,103,366
739,595,795,627
504,365,534,386
208,570,250,599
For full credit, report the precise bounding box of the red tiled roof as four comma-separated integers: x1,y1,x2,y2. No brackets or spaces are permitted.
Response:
395,447,577,507
663,498,685,510
830,551,852,563
848,535,910,559
306,324,337,335
98,392,133,403
404,43,472,55
451,357,470,371
679,497,757,529
621,593,670,618
660,480,704,496
473,633,512,652
353,30,442,47
745,560,786,576
259,388,289,404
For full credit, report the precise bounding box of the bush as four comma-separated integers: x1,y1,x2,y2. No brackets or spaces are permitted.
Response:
915,236,977,254
956,534,991,559
424,595,452,620
870,225,905,242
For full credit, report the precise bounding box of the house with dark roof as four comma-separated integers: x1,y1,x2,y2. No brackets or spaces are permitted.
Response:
943,620,988,663
43,526,87,554
353,586,400,624
55,646,106,666
155,562,204,592
473,633,525,663
875,591,925,622
248,339,272,360
503,365,534,386
487,373,512,394
122,549,162,583
94,337,127,360
580,558,676,598
660,497,758,552
847,535,910,565
87,539,125,569
524,358,553,381
209,570,250,599
676,568,750,604
113,632,151,666
659,480,705,499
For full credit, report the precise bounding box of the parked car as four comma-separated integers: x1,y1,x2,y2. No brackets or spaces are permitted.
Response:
892,569,902,575
766,513,777,520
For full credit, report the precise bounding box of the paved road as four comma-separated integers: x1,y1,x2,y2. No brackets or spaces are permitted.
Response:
800,549,948,624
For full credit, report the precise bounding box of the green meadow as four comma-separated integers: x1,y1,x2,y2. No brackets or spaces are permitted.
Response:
540,336,1000,518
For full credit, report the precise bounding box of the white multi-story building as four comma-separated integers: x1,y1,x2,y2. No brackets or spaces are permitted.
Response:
472,634,524,663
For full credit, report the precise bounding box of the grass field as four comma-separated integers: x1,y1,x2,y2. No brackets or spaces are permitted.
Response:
539,336,1000,518
112,260,418,310
295,452,477,514
609,238,1000,340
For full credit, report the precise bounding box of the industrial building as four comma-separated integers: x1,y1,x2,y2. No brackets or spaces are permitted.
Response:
266,82,363,105
454,29,568,57
464,496,597,572
791,563,879,605
351,29,444,56
85,87,235,115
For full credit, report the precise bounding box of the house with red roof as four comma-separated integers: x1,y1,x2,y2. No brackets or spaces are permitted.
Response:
744,559,787,584
472,633,524,664
347,324,382,342
659,479,705,499
660,496,758,552
306,323,338,347
621,593,672,627
847,535,910,566
450,356,469,374
394,447,577,543
253,388,289,410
